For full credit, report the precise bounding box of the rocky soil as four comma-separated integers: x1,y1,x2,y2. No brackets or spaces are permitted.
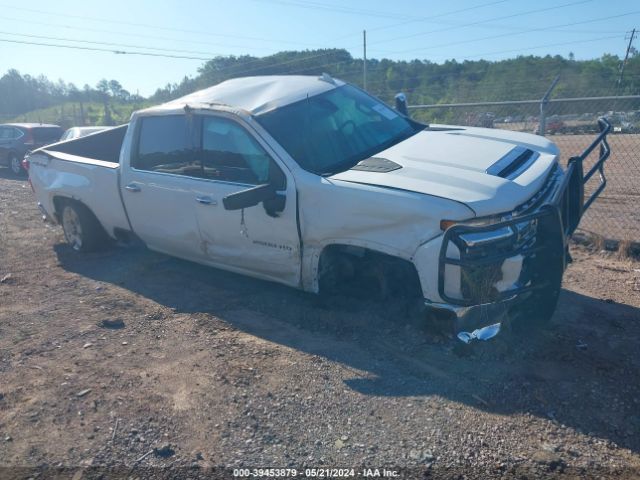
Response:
1,171,639,479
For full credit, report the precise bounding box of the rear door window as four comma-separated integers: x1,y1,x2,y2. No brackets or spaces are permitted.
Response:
133,115,198,176
32,127,62,144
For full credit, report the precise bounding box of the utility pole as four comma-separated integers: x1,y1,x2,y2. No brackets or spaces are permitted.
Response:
618,28,637,86
363,30,367,91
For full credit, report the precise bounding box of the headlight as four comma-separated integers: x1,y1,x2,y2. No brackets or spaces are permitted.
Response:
440,214,537,249
440,213,512,232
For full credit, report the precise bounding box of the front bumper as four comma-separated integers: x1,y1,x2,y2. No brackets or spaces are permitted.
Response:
428,118,611,336
426,296,520,335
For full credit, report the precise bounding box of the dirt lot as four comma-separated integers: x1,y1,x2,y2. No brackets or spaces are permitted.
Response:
531,133,639,243
1,171,639,479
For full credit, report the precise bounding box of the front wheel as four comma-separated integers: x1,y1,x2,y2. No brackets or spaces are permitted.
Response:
9,153,24,176
61,202,108,252
509,285,561,334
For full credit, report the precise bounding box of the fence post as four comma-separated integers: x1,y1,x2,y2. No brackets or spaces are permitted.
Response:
539,75,560,136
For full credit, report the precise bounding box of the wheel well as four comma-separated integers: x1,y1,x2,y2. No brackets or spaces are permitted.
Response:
52,196,72,223
52,196,103,232
317,244,422,300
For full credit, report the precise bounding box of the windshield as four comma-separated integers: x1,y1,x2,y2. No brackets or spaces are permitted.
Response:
256,85,419,175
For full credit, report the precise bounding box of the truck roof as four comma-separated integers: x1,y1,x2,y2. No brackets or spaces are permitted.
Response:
143,75,345,116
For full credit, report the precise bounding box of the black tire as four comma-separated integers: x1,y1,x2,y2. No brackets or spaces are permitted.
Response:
60,201,109,252
509,285,561,334
8,153,25,177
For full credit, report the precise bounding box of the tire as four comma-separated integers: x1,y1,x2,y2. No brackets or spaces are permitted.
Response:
8,153,24,177
60,201,109,252
510,285,561,333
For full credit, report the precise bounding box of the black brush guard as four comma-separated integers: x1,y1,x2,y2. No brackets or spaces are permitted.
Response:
438,118,611,307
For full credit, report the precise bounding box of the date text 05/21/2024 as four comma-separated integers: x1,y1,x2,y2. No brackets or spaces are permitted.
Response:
233,468,400,478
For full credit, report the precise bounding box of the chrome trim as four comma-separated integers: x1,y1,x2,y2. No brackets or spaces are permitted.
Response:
129,166,256,189
459,226,513,247
457,323,501,344
513,164,562,216
196,196,217,205
425,296,519,335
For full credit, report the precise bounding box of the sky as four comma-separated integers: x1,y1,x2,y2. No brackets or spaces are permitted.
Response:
0,0,638,96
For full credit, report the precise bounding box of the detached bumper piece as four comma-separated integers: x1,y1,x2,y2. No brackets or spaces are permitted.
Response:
436,118,611,337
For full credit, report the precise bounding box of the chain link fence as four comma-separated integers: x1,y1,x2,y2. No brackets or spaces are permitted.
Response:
409,95,640,245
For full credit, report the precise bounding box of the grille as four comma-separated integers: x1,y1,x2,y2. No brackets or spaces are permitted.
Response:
512,164,562,216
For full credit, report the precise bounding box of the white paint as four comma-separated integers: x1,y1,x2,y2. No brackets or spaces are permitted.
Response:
143,75,344,116
330,127,560,217
28,75,564,309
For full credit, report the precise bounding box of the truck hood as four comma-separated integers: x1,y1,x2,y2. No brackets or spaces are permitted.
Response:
329,126,560,217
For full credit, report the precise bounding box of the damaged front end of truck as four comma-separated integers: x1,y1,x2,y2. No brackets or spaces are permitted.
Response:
432,118,612,342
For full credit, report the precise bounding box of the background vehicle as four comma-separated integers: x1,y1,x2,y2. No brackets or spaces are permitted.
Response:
534,118,566,135
59,126,111,142
25,75,610,340
0,123,62,176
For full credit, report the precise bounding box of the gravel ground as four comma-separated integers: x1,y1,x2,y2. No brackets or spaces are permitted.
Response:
552,133,640,242
0,170,639,479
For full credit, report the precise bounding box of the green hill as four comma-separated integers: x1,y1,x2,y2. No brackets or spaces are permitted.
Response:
151,49,640,116
8,100,150,128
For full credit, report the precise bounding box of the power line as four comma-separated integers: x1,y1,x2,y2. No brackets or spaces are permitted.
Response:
288,31,632,86
0,13,359,81
0,32,352,82
429,33,625,62
0,37,212,60
1,11,621,62
1,1,620,81
253,0,508,28
249,0,414,21
200,50,352,79
0,3,303,46
0,15,282,53
383,9,640,55
369,0,593,47
0,2,526,64
0,30,225,57
363,0,511,35
0,15,361,80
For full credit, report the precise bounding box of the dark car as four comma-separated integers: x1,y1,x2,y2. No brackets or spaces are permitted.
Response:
0,123,62,176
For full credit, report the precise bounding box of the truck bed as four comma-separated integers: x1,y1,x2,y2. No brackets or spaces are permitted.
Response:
45,125,127,165
28,125,132,238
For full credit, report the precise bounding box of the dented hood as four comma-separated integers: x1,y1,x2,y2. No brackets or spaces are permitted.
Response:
330,126,561,217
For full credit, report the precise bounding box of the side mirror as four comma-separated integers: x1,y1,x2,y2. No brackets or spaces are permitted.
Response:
395,92,409,117
223,183,278,211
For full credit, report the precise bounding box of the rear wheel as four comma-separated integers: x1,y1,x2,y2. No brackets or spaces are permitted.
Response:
9,153,24,176
60,201,108,252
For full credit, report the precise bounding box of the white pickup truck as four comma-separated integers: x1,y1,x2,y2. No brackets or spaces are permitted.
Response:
26,75,611,341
